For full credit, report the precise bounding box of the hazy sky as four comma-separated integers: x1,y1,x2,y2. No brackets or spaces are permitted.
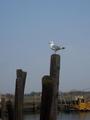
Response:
0,0,90,93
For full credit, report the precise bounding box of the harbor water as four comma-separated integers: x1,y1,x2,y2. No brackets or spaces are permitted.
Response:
24,112,90,120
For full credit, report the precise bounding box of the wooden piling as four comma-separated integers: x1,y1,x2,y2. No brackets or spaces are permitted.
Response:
50,54,60,120
40,76,53,120
50,54,60,88
14,69,27,120
40,54,60,120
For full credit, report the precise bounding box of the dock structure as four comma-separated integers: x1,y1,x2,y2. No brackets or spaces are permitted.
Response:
14,69,27,120
40,54,60,120
6,99,14,120
1,97,6,120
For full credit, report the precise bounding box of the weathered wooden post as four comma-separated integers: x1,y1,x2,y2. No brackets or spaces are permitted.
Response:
40,54,60,120
50,54,60,87
14,69,27,120
40,76,53,120
49,54,60,120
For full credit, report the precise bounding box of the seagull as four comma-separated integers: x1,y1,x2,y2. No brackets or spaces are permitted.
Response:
49,40,65,53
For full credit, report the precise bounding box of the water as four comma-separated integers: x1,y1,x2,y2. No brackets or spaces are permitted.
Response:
24,112,90,120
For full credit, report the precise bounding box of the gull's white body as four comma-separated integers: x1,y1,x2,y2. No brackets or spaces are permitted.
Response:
49,40,65,53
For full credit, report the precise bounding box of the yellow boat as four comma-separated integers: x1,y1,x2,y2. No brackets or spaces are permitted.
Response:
71,96,90,111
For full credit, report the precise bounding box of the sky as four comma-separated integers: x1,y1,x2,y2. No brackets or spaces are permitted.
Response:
0,0,90,93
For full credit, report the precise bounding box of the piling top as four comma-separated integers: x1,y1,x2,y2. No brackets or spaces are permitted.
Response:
51,54,60,58
16,69,23,78
42,76,53,84
16,69,27,79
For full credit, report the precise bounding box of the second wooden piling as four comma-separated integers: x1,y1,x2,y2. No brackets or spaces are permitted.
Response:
40,54,60,120
14,69,27,120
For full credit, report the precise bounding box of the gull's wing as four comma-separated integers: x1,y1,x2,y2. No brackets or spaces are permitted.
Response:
51,44,60,51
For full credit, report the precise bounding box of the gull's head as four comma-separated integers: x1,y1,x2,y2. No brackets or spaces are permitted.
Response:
49,40,54,45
